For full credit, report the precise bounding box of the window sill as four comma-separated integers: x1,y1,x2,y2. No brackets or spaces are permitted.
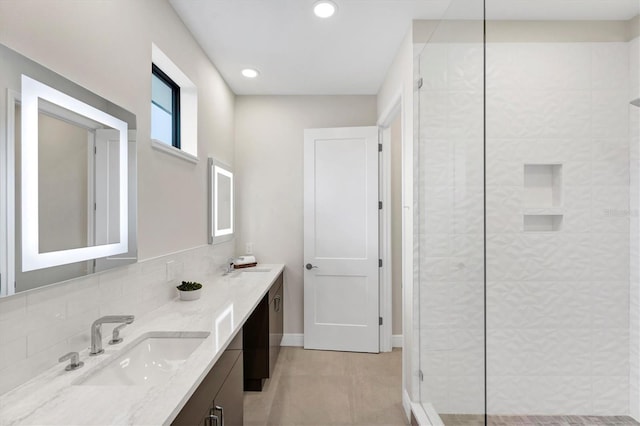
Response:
151,139,198,164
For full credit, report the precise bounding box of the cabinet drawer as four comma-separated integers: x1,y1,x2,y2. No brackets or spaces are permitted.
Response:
172,337,242,426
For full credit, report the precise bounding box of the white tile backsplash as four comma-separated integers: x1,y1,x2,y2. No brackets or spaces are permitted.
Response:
0,243,232,395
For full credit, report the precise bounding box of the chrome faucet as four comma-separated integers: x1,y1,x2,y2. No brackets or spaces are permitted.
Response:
89,315,134,356
223,257,236,275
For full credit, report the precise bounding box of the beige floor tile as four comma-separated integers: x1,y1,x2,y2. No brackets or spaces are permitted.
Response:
346,348,402,377
350,375,408,425
267,375,353,425
245,347,407,426
279,347,350,377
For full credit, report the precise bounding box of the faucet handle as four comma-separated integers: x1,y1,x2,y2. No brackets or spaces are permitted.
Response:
59,352,84,371
109,323,127,345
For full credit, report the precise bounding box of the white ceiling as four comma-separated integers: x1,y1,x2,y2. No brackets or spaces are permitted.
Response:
169,0,640,96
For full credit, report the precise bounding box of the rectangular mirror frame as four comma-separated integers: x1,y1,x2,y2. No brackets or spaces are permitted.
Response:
208,157,234,245
21,74,128,272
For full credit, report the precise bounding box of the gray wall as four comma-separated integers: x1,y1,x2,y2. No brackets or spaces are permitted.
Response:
234,95,378,336
0,0,236,260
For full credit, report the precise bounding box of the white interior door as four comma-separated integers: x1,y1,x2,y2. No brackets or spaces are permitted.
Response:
303,126,379,353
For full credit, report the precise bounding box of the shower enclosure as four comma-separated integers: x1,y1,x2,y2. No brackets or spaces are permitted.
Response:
415,0,640,424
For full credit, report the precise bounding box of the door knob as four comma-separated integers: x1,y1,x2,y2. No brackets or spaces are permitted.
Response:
305,263,318,270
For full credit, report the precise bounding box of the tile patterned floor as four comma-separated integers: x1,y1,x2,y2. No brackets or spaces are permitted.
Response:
440,414,640,426
244,347,409,426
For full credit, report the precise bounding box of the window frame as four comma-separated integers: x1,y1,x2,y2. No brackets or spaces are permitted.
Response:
151,63,181,149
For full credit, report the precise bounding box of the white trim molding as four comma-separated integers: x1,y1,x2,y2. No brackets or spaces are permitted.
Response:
392,334,404,348
281,333,304,347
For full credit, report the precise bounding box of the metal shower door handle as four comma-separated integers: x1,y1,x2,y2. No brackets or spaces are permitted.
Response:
305,263,318,270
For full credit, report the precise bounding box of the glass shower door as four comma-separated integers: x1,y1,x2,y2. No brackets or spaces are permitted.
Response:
415,1,486,422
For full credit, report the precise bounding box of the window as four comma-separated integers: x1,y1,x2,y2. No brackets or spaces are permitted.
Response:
151,64,180,148
150,43,198,162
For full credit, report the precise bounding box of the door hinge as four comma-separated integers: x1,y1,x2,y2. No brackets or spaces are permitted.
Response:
378,201,383,210
419,370,424,381
379,259,382,268
94,146,97,154
416,78,423,90
379,316,383,326
378,143,382,152
94,202,97,211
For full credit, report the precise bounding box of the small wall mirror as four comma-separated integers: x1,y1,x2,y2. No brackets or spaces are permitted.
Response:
209,158,234,245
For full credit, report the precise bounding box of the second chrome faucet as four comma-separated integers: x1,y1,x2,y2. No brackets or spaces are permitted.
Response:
89,315,135,356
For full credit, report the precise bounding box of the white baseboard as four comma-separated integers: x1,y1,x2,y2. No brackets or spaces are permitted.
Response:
282,333,402,349
392,334,404,348
281,333,304,347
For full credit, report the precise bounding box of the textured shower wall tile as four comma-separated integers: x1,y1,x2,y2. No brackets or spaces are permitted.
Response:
591,281,629,329
486,161,522,187
562,209,592,233
592,43,630,90
486,43,591,90
564,186,593,210
487,90,592,139
563,162,592,186
447,375,485,414
486,138,524,163
448,349,484,378
448,44,483,91
589,233,629,281
420,43,448,90
422,375,451,414
592,90,631,138
592,376,630,416
591,328,629,377
488,376,592,415
630,37,640,95
449,92,483,138
420,90,448,137
486,187,522,233
423,209,453,234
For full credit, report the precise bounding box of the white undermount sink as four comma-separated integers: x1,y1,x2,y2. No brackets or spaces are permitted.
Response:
76,331,210,386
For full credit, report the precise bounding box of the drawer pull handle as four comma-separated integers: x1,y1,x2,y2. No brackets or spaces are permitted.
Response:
214,405,224,426
206,413,219,426
274,295,282,312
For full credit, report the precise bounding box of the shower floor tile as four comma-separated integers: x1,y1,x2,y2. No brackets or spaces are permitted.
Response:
439,414,640,426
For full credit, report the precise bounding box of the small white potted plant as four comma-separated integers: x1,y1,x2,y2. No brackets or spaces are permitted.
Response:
176,281,203,301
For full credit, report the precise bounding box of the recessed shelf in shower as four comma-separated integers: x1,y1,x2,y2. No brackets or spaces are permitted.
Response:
523,164,563,232
523,164,562,208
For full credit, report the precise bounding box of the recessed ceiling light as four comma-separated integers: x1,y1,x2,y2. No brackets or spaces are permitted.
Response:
313,1,337,18
241,68,259,78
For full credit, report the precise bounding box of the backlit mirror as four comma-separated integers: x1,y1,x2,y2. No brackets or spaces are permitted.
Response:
0,44,137,297
21,75,128,271
209,158,234,245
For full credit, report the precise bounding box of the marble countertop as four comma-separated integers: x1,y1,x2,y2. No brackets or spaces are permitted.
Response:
0,264,285,426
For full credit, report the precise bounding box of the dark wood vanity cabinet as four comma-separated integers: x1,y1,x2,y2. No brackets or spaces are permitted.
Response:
172,332,243,426
243,272,284,391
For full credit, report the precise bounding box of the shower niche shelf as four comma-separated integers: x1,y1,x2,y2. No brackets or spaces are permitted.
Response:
523,213,563,232
523,164,562,208
523,164,563,232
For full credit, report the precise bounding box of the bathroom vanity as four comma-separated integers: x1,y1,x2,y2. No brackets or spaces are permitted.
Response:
172,332,244,426
243,272,284,391
0,265,285,425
